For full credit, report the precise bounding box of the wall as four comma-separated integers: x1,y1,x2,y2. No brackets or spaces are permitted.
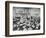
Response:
0,0,46,38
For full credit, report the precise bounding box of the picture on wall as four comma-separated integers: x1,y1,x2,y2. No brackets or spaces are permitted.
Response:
5,1,45,37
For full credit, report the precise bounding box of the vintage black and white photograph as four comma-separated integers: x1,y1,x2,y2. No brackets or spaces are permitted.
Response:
5,1,45,37
13,7,40,31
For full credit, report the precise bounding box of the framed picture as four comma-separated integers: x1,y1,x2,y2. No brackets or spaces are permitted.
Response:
5,1,45,37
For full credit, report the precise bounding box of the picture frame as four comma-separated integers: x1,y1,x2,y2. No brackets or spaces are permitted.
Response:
5,1,45,37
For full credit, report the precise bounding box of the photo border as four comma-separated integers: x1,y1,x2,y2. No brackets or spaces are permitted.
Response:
5,1,45,37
